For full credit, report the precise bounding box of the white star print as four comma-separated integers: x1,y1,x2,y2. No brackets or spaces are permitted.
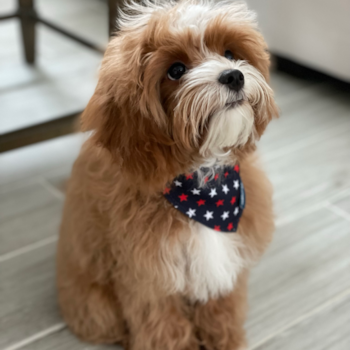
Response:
191,188,201,195
222,184,230,194
186,208,196,218
233,207,239,216
174,180,182,187
204,211,214,221
209,188,217,198
174,205,178,209
221,211,229,220
233,180,239,190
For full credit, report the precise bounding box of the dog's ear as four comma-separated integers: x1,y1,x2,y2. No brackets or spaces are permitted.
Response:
255,94,279,137
82,95,179,190
80,89,110,132
80,58,178,190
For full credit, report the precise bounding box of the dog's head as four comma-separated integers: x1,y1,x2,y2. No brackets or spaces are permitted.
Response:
83,0,278,189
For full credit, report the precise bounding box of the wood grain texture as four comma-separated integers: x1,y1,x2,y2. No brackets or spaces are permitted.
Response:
0,244,60,349
253,293,350,350
0,182,58,222
260,85,350,156
259,87,350,222
0,133,84,187
21,328,122,350
246,208,350,345
332,196,350,216
0,199,62,256
266,128,350,222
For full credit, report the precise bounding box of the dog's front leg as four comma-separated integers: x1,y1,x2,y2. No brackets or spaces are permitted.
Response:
194,271,249,350
118,289,199,350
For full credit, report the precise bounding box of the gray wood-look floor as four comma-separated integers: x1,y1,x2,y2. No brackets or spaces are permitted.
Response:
1,1,350,350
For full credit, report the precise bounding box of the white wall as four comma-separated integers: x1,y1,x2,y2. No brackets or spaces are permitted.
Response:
246,0,350,82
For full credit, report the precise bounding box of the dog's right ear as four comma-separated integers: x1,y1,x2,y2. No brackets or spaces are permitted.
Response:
79,80,113,138
80,86,125,159
81,90,110,132
79,23,183,190
80,35,129,155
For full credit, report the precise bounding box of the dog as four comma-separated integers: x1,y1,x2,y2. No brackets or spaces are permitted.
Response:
57,1,278,349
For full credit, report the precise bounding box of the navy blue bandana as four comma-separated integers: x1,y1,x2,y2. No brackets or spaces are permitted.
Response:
164,165,245,232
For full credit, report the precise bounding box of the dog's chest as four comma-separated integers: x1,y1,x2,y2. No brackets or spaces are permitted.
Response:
168,222,245,302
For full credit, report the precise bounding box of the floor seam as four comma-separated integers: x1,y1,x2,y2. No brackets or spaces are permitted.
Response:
249,287,350,349
0,177,42,195
275,202,325,227
275,187,350,227
2,323,66,350
0,236,58,263
262,118,350,162
39,177,65,201
324,201,350,223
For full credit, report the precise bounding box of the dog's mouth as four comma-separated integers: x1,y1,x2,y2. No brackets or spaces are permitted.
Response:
225,99,244,109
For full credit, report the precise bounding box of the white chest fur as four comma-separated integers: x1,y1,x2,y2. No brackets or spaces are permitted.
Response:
165,222,246,303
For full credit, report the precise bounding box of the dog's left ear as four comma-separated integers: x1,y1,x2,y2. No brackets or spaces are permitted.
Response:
254,49,280,136
256,89,279,136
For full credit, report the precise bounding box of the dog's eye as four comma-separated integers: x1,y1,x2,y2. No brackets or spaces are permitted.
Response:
224,50,234,60
168,63,187,80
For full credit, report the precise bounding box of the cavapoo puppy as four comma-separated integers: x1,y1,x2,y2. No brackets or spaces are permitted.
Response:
57,0,278,349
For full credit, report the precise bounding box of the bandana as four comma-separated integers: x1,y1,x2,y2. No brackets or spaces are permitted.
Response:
164,165,245,232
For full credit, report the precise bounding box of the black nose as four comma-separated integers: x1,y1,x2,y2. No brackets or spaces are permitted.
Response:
218,69,244,92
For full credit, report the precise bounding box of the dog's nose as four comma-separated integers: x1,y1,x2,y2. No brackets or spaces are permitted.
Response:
218,69,245,92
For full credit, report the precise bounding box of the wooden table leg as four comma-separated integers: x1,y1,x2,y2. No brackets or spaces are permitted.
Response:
18,0,36,64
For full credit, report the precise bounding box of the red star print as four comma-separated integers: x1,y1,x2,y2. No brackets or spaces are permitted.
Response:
227,222,234,231
224,171,229,178
163,187,171,195
214,225,221,231
197,199,206,206
179,193,188,202
230,196,236,205
185,173,193,180
215,199,224,207
234,164,240,172
204,176,209,183
214,173,219,180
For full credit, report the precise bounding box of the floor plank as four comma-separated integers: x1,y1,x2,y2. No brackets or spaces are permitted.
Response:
0,199,62,256
21,328,121,350
260,85,350,156
0,244,60,349
0,133,84,187
264,124,350,221
331,195,350,216
0,182,59,223
253,293,350,350
246,208,350,345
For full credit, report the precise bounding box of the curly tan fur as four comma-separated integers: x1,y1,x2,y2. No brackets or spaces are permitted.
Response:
57,1,278,349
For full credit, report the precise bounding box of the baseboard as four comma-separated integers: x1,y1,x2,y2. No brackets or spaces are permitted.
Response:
273,55,350,92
